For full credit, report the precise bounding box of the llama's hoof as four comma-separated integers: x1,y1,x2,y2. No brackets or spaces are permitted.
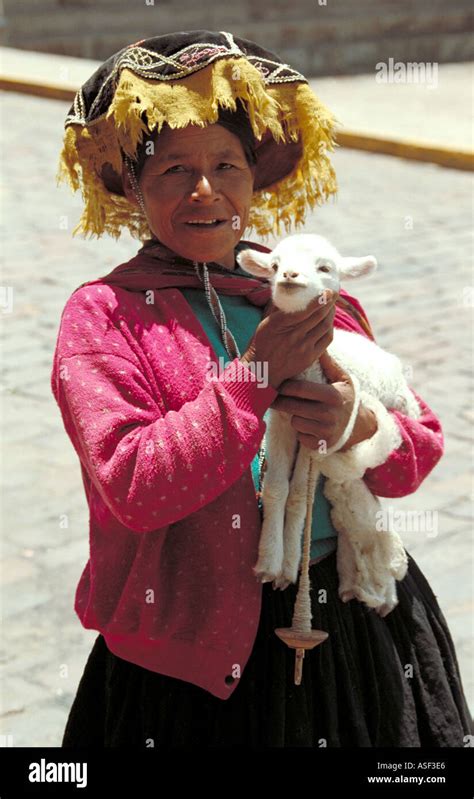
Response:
272,575,291,591
375,602,395,618
339,588,356,604
283,564,299,585
253,566,277,583
253,555,282,584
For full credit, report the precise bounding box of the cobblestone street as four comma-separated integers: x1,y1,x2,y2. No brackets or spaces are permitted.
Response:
1,89,473,746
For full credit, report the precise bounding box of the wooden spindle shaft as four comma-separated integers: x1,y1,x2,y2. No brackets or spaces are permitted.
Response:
295,648,305,684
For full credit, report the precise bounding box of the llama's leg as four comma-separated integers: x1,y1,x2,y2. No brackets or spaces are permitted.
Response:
274,446,320,589
324,477,408,614
254,411,298,583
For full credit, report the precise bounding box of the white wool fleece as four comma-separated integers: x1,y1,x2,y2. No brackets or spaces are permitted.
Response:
237,233,421,617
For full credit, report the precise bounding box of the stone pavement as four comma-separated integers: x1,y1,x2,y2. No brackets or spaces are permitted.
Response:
1,89,472,746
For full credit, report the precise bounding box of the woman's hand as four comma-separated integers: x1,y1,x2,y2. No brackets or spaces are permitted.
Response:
240,290,338,390
270,351,378,452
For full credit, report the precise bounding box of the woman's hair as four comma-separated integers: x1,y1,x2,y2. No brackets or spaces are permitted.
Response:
126,99,258,183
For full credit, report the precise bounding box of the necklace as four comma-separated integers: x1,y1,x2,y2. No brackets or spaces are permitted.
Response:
192,259,267,508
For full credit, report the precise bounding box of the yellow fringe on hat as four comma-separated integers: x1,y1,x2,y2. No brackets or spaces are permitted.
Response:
56,56,340,241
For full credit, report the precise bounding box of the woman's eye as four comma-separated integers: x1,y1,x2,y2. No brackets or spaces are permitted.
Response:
164,163,235,174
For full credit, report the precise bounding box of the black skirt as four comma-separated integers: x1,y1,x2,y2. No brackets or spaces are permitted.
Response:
61,549,473,748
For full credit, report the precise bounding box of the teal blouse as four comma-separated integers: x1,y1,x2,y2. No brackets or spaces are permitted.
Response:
179,265,337,563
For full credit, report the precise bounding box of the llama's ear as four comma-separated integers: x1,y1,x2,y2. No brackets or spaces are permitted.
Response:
236,248,273,277
339,256,377,280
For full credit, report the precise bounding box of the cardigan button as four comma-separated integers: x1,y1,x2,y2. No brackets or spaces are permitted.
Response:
224,674,235,686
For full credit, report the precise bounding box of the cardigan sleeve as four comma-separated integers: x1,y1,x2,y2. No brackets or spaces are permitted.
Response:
361,386,444,498
51,290,277,533
55,350,276,532
319,296,444,498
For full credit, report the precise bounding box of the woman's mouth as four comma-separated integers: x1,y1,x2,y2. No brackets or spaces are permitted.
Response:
184,219,227,230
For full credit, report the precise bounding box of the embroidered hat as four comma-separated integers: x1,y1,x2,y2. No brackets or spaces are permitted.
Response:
57,29,340,241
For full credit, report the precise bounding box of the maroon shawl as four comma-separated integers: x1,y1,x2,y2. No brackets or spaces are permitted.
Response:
73,237,375,340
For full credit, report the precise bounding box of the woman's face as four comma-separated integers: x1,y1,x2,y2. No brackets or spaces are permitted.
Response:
122,123,257,269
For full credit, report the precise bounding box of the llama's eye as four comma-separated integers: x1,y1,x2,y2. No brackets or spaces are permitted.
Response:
318,265,330,273
271,263,278,272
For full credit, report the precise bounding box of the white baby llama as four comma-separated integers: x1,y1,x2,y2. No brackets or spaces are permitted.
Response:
237,234,422,617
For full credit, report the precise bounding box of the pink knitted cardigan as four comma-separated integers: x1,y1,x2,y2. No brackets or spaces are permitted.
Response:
50,251,444,700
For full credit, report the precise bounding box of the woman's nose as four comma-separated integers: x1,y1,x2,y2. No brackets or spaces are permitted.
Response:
190,174,215,199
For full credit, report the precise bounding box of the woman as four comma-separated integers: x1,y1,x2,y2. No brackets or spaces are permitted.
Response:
52,31,472,747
